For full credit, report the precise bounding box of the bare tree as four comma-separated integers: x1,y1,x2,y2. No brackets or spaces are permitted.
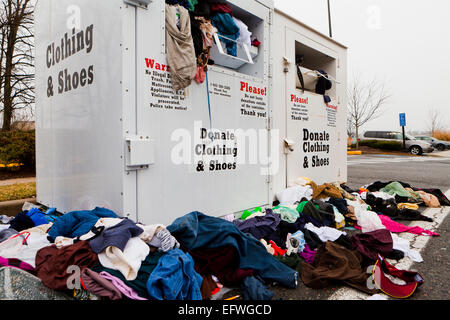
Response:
428,107,441,136
0,0,35,132
347,74,391,148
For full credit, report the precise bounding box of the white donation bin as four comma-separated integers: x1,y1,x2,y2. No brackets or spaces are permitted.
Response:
35,0,275,225
271,9,348,194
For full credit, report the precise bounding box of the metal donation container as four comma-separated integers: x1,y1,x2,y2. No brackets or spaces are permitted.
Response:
35,0,274,225
35,1,347,225
271,9,348,193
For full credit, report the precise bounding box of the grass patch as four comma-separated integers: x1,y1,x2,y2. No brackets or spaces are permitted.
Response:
0,182,36,202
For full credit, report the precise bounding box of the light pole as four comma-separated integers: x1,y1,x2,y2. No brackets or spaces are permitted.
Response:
327,0,333,38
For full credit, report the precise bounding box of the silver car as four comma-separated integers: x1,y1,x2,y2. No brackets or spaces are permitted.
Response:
362,131,434,155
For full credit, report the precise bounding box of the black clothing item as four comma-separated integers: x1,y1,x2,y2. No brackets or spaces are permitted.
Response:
190,13,204,57
303,229,323,250
315,70,332,95
9,211,35,232
386,249,405,261
326,198,349,215
303,201,335,227
340,184,358,194
192,0,210,17
367,181,412,192
365,193,398,217
393,209,433,222
334,234,353,250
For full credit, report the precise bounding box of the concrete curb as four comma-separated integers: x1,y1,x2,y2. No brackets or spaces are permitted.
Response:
0,267,71,300
0,198,37,217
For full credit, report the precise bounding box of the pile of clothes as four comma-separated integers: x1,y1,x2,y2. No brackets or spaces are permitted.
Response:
165,0,260,89
230,178,448,298
0,204,297,300
0,179,448,300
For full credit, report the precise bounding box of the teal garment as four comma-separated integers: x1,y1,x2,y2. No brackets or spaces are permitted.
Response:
187,0,198,11
272,205,300,223
91,251,163,299
380,182,416,198
211,13,240,56
47,207,118,240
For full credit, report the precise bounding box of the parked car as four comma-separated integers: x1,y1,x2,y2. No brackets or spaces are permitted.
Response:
362,131,434,155
415,136,450,151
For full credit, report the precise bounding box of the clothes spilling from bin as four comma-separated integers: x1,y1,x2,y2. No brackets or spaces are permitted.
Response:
1,177,449,300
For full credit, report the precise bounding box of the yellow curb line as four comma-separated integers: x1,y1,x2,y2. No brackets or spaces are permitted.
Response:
347,151,363,155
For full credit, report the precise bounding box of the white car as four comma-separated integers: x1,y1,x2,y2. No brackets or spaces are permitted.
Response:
361,131,434,155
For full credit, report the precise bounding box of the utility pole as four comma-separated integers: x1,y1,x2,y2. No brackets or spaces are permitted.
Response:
327,0,333,38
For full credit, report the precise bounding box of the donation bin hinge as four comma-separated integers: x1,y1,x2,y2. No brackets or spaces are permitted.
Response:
125,136,155,171
268,10,273,25
123,0,152,9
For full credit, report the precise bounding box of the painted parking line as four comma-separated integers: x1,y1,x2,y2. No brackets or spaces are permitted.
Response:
328,189,450,300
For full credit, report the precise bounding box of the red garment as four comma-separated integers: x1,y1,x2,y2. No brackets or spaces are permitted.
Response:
210,3,233,15
35,241,99,291
350,229,393,261
195,66,206,84
269,240,287,256
372,255,424,299
252,39,261,48
189,246,254,286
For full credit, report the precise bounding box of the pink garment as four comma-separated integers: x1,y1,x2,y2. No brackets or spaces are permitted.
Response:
99,271,147,301
299,244,316,264
377,215,439,237
0,256,35,274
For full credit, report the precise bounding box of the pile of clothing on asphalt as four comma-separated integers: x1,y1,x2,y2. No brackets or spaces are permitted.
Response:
165,0,261,90
0,178,449,300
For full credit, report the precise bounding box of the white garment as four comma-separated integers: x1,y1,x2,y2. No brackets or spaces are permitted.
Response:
0,231,51,268
372,191,396,201
232,17,252,47
137,224,165,243
304,223,347,242
289,177,312,187
347,199,385,233
54,236,75,249
23,223,53,235
391,234,423,263
98,237,150,281
222,214,235,223
276,185,313,205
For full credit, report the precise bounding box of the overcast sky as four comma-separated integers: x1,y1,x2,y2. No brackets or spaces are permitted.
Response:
274,0,450,134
